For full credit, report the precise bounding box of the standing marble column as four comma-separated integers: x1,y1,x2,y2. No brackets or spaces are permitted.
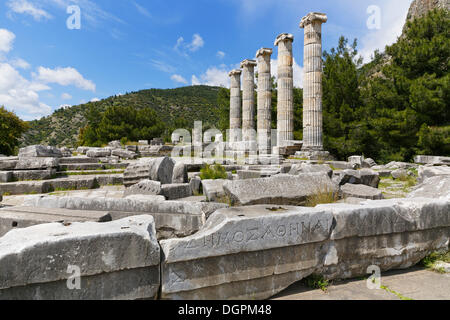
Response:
256,48,273,155
300,12,327,152
228,69,242,144
240,59,257,143
274,33,294,148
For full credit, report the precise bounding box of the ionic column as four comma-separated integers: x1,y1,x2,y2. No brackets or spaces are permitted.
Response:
256,48,273,155
274,33,294,148
228,69,242,143
240,59,257,142
300,12,327,151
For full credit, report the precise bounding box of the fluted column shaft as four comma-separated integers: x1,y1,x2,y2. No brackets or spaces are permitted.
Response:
240,60,257,142
275,33,294,148
229,69,242,143
300,12,327,151
256,48,273,155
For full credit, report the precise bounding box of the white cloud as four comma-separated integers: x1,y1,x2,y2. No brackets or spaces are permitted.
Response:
217,51,226,59
90,97,100,102
0,29,16,53
174,34,204,56
191,65,229,87
61,92,72,100
133,1,151,18
11,58,30,69
270,58,303,88
359,0,412,63
35,66,96,92
0,62,52,118
7,0,52,21
150,59,176,73
188,34,204,52
171,74,188,84
191,75,200,86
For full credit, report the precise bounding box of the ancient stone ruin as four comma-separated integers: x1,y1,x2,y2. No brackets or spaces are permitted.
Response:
0,10,449,300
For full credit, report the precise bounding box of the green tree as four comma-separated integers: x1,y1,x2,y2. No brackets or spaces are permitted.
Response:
361,8,450,161
0,106,29,156
322,36,365,160
217,87,230,134
78,105,165,146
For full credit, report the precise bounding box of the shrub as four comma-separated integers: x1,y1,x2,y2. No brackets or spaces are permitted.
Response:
305,184,339,207
199,164,228,180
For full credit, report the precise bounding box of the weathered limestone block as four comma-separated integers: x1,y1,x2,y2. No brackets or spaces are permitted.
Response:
126,145,138,152
123,179,162,197
160,197,450,300
201,179,228,202
160,184,193,200
59,163,104,171
18,145,62,158
0,181,50,195
0,216,160,300
362,158,377,168
11,169,56,181
237,170,279,180
391,169,409,180
76,147,90,155
23,196,227,239
408,176,450,199
414,155,450,165
385,161,418,170
189,177,201,195
316,198,450,280
0,159,18,171
348,156,364,167
289,163,332,178
334,169,380,188
418,166,450,183
108,140,122,149
59,157,99,164
340,183,384,200
123,157,175,187
0,206,112,237
172,162,188,184
15,158,59,170
59,147,72,158
326,161,358,170
111,149,137,160
86,148,112,158
160,205,334,300
224,173,336,206
94,175,123,187
0,172,13,183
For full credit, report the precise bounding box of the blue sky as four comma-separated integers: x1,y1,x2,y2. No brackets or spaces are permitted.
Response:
0,0,413,120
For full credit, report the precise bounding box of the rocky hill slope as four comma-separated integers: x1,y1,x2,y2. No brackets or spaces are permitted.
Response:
21,85,222,148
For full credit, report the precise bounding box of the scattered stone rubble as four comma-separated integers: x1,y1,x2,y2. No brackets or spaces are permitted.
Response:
0,142,449,300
